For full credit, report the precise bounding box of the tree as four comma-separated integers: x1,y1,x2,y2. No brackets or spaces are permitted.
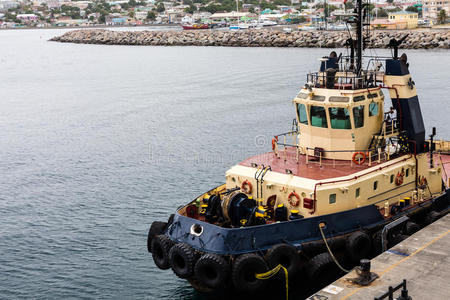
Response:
438,9,447,24
156,2,165,12
248,7,255,13
146,11,156,21
376,8,388,18
260,1,276,11
405,6,418,13
184,4,196,14
129,10,135,18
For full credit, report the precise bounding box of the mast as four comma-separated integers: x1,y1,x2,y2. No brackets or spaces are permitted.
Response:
356,0,363,75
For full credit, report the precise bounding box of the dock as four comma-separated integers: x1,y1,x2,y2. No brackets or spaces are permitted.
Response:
308,213,450,300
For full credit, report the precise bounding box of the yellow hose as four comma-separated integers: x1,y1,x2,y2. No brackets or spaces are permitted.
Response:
255,264,289,300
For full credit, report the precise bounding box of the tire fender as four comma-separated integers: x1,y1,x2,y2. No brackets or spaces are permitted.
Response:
195,253,230,289
264,243,301,276
169,243,196,279
346,231,371,263
232,253,268,292
147,221,167,253
151,235,173,270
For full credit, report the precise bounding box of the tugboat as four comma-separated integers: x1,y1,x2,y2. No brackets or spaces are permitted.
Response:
148,0,450,296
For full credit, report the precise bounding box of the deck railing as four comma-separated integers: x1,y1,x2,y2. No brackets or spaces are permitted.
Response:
273,131,400,169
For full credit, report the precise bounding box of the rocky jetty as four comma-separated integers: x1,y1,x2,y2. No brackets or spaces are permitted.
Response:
50,29,450,49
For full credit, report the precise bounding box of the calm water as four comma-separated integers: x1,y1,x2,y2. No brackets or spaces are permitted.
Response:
0,28,449,299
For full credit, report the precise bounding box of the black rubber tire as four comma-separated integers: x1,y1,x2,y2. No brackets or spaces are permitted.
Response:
424,211,441,225
264,243,301,276
147,221,167,253
167,214,175,227
195,253,230,289
346,231,372,263
232,253,268,292
307,253,341,284
169,243,196,279
403,221,420,236
151,235,173,270
390,234,409,247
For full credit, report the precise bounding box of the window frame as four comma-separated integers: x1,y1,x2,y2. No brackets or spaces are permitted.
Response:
310,105,328,128
297,103,309,125
329,193,336,204
328,107,352,130
352,105,365,129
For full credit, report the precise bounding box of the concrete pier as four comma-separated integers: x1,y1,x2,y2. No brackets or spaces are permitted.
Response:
308,213,450,300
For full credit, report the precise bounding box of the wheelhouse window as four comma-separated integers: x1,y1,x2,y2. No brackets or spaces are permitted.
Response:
329,107,351,129
369,102,379,117
297,103,308,125
353,95,366,102
310,106,328,128
353,105,365,128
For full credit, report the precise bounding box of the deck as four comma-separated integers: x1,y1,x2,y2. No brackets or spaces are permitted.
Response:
239,147,450,185
239,147,387,180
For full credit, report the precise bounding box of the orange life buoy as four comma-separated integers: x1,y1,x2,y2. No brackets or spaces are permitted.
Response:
241,180,252,194
395,171,404,186
352,152,366,165
419,175,427,186
288,192,300,207
272,137,278,151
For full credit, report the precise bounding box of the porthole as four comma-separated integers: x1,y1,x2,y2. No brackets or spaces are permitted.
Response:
406,168,409,177
390,174,394,184
356,187,360,198
374,181,378,190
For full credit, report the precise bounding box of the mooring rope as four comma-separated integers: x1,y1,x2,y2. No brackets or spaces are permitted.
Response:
255,264,289,300
318,224,352,273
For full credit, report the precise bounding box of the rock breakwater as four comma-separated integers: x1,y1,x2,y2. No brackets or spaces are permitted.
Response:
51,29,450,49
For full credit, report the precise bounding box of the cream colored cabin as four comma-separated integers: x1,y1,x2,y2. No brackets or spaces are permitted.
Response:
295,88,384,160
214,61,449,222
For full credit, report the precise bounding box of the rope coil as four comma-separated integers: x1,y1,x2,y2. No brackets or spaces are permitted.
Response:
255,264,289,300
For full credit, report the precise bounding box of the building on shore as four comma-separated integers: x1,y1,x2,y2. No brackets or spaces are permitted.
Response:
422,0,450,19
388,11,418,29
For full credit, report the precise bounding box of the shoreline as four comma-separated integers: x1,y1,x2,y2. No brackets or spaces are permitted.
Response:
0,24,179,31
50,28,450,49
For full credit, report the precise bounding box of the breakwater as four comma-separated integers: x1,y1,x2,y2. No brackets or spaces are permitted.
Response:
51,29,450,49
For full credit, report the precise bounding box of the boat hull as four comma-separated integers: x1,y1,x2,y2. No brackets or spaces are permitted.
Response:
150,189,449,294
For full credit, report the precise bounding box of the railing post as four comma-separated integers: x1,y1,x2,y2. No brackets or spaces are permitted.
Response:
306,151,309,165
368,150,372,166
319,152,322,167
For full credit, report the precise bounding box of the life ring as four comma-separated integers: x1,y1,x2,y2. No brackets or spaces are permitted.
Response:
241,180,252,194
264,243,301,276
195,253,229,289
288,192,300,207
419,175,427,186
345,231,371,263
352,152,366,165
169,243,197,279
232,253,268,292
271,137,278,151
395,171,404,186
151,235,174,270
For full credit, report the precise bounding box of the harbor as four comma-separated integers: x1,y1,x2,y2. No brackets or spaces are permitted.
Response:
0,3,449,298
308,213,450,300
